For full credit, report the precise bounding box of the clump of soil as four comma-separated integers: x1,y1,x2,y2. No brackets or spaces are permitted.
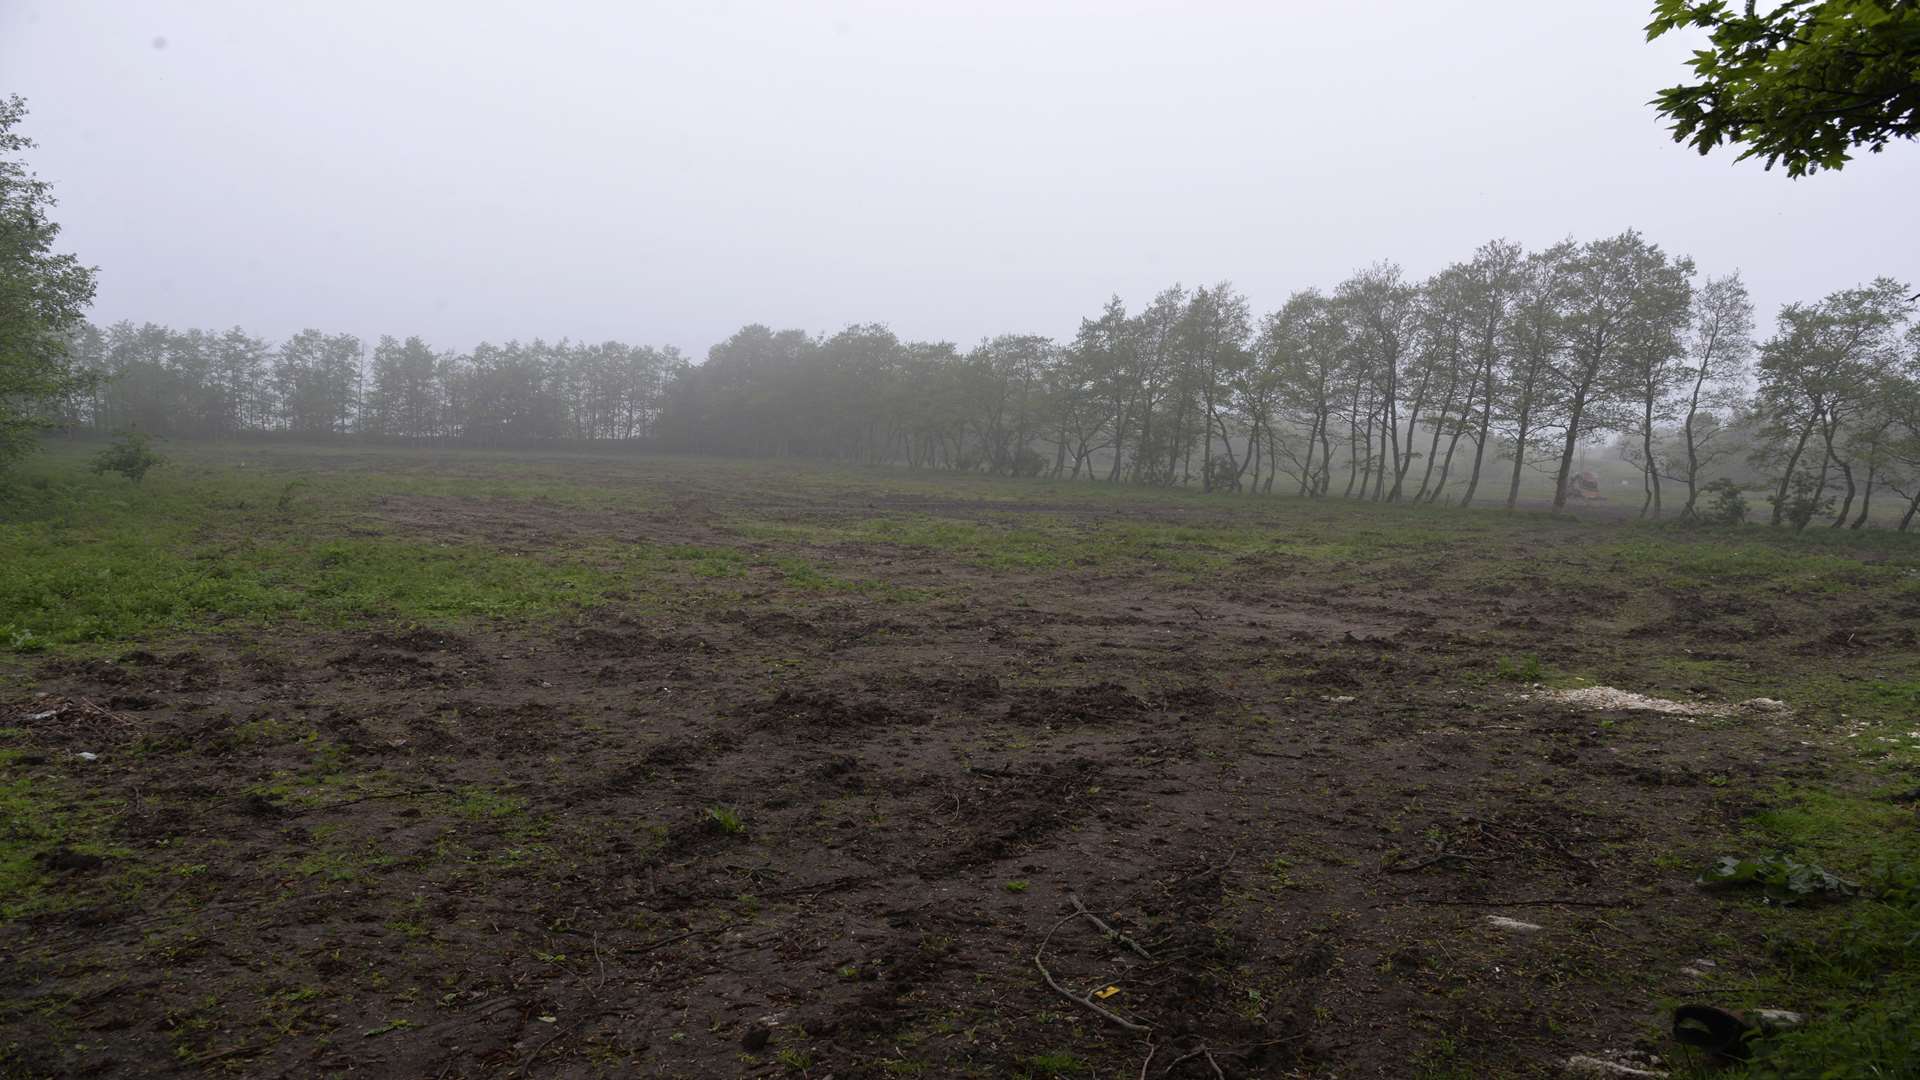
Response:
1004,682,1148,725
748,688,906,731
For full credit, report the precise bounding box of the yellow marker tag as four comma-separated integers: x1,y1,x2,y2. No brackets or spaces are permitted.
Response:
1093,985,1120,1000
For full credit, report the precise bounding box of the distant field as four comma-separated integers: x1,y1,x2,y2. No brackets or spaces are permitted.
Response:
2,443,1917,1078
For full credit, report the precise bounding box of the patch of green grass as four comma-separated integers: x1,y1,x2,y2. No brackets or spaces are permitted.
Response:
0,515,633,652
1602,536,1917,596
1493,654,1545,682
0,449,677,652
1700,783,1920,1079
707,804,745,834
664,544,749,578
855,516,1069,570
1408,1035,1476,1080
0,770,125,921
451,786,527,821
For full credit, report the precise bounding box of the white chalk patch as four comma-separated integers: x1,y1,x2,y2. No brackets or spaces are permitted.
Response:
1525,686,1790,719
1485,915,1543,932
1564,1054,1668,1078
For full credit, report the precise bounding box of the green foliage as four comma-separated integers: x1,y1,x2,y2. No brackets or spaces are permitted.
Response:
1701,783,1920,1079
1648,1,1920,176
707,805,745,834
1699,477,1748,524
1740,996,1920,1080
1770,470,1837,530
1698,853,1858,902
90,430,165,484
0,95,98,471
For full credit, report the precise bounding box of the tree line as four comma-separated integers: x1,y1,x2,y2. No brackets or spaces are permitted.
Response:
55,326,685,446
39,231,1920,530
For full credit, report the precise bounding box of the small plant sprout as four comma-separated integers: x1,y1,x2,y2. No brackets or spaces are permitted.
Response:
708,804,745,834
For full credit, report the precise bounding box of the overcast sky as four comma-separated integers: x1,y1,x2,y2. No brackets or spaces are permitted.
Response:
5,0,1916,358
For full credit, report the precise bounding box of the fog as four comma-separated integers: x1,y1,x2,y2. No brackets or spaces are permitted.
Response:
5,0,1916,354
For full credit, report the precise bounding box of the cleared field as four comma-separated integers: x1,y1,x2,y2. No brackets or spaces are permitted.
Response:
2,444,1917,1079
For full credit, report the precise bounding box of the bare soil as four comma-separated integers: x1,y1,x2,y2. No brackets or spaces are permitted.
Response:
2,461,1905,1078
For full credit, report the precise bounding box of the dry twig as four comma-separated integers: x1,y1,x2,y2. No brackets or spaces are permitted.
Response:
1034,914,1151,1033
1070,893,1153,960
622,924,736,957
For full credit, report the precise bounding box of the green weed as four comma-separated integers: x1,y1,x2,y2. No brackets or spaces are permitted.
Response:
707,805,745,834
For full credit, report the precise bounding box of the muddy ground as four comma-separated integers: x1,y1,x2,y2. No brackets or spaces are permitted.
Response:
3,456,1913,1078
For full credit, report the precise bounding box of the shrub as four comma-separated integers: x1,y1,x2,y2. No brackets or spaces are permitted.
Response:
90,431,165,485
1205,456,1243,492
1700,478,1748,525
1770,471,1833,530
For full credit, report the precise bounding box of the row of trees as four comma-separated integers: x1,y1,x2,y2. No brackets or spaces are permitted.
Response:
55,325,686,446
33,231,1920,530
644,231,1920,529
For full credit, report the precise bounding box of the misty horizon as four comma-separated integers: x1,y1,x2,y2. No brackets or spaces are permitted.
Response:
5,0,1917,361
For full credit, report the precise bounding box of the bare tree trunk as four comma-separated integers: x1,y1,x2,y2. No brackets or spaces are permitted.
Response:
1463,399,1495,508
1346,404,1366,498
1503,409,1534,510
1769,421,1816,526
1315,415,1332,496
1430,428,1467,504
1830,456,1856,528
1371,404,1390,501
1297,415,1318,496
1550,396,1589,514
1414,416,1445,501
1849,465,1875,529
1388,398,1420,502
1640,400,1662,518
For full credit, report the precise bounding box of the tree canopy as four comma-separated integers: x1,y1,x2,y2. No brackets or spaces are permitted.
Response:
1648,1,1920,176
0,95,97,468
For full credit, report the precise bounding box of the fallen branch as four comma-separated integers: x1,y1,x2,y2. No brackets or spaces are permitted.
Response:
1384,851,1481,874
1035,914,1151,1033
1070,893,1153,960
1165,850,1239,891
622,924,737,957
1159,1036,1306,1077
